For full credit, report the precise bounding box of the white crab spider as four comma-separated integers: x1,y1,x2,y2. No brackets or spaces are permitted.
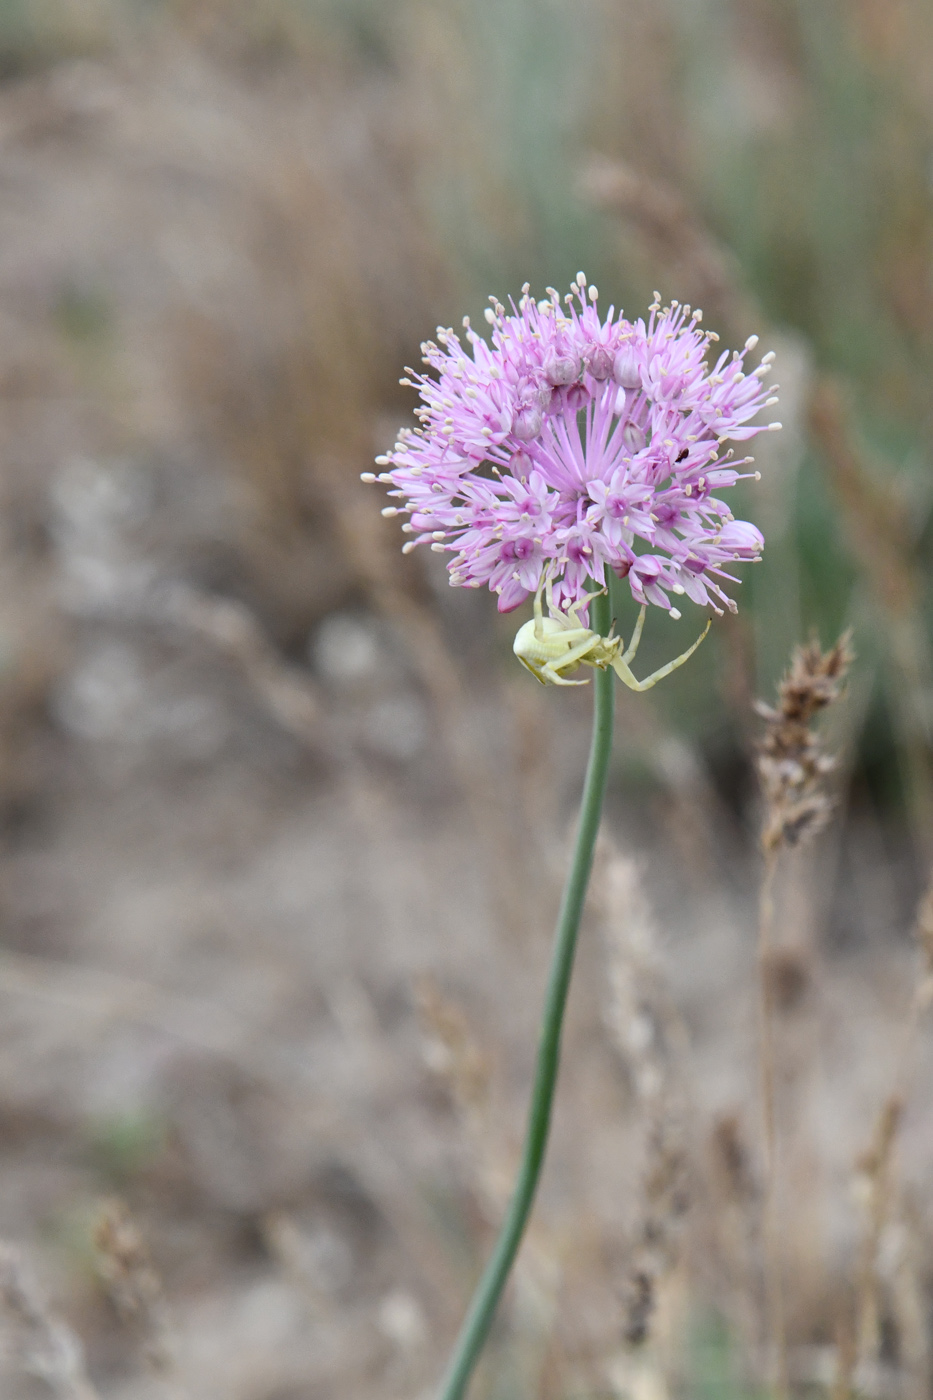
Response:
513,571,711,689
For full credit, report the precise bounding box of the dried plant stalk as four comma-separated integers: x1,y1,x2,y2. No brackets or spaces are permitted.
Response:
754,634,853,1399
709,1113,762,1370
854,1095,903,1367
851,867,933,1384
598,850,689,1352
416,977,491,1130
157,583,321,747
415,974,501,1213
93,1199,175,1375
0,1242,101,1400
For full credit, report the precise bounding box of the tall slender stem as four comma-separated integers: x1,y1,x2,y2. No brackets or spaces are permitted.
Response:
437,587,615,1400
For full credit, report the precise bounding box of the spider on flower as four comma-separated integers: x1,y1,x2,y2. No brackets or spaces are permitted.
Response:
512,567,710,689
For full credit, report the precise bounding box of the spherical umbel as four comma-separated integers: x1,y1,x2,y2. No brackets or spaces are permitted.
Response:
370,280,779,617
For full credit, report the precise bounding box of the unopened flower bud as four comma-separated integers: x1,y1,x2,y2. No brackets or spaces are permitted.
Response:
613,345,642,390
543,349,580,387
563,382,590,412
511,404,544,441
586,345,613,381
623,422,646,453
517,375,552,411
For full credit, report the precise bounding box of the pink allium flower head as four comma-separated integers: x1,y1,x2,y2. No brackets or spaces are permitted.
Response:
369,277,780,618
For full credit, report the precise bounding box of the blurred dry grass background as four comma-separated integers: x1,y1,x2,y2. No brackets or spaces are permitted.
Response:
0,1,932,1397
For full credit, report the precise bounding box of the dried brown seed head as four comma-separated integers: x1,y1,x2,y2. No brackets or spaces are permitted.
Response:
756,631,854,853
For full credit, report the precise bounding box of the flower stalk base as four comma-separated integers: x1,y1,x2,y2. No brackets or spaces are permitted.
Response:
436,586,615,1400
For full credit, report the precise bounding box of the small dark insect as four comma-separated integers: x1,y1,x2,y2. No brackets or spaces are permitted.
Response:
675,448,689,463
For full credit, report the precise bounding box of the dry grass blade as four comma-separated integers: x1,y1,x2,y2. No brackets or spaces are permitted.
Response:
913,876,933,983
851,867,933,1380
157,583,321,747
853,1095,903,1368
415,974,503,1216
0,1242,101,1400
416,975,490,1125
580,155,757,334
598,849,689,1351
889,867,933,1100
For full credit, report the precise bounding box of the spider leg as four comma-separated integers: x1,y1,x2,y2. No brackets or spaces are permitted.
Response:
553,627,597,647
620,606,647,666
533,571,547,640
613,619,711,691
516,655,547,684
545,572,566,625
542,634,602,685
558,634,603,667
565,587,607,632
542,668,590,686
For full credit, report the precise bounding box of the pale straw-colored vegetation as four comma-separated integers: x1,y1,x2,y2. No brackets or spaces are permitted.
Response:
0,3,932,1397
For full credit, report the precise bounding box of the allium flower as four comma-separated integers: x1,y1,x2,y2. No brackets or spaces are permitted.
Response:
367,276,779,617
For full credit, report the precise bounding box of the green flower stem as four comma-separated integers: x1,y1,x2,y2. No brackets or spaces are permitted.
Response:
437,586,615,1400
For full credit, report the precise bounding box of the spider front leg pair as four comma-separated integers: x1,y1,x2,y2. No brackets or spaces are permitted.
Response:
512,575,710,690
